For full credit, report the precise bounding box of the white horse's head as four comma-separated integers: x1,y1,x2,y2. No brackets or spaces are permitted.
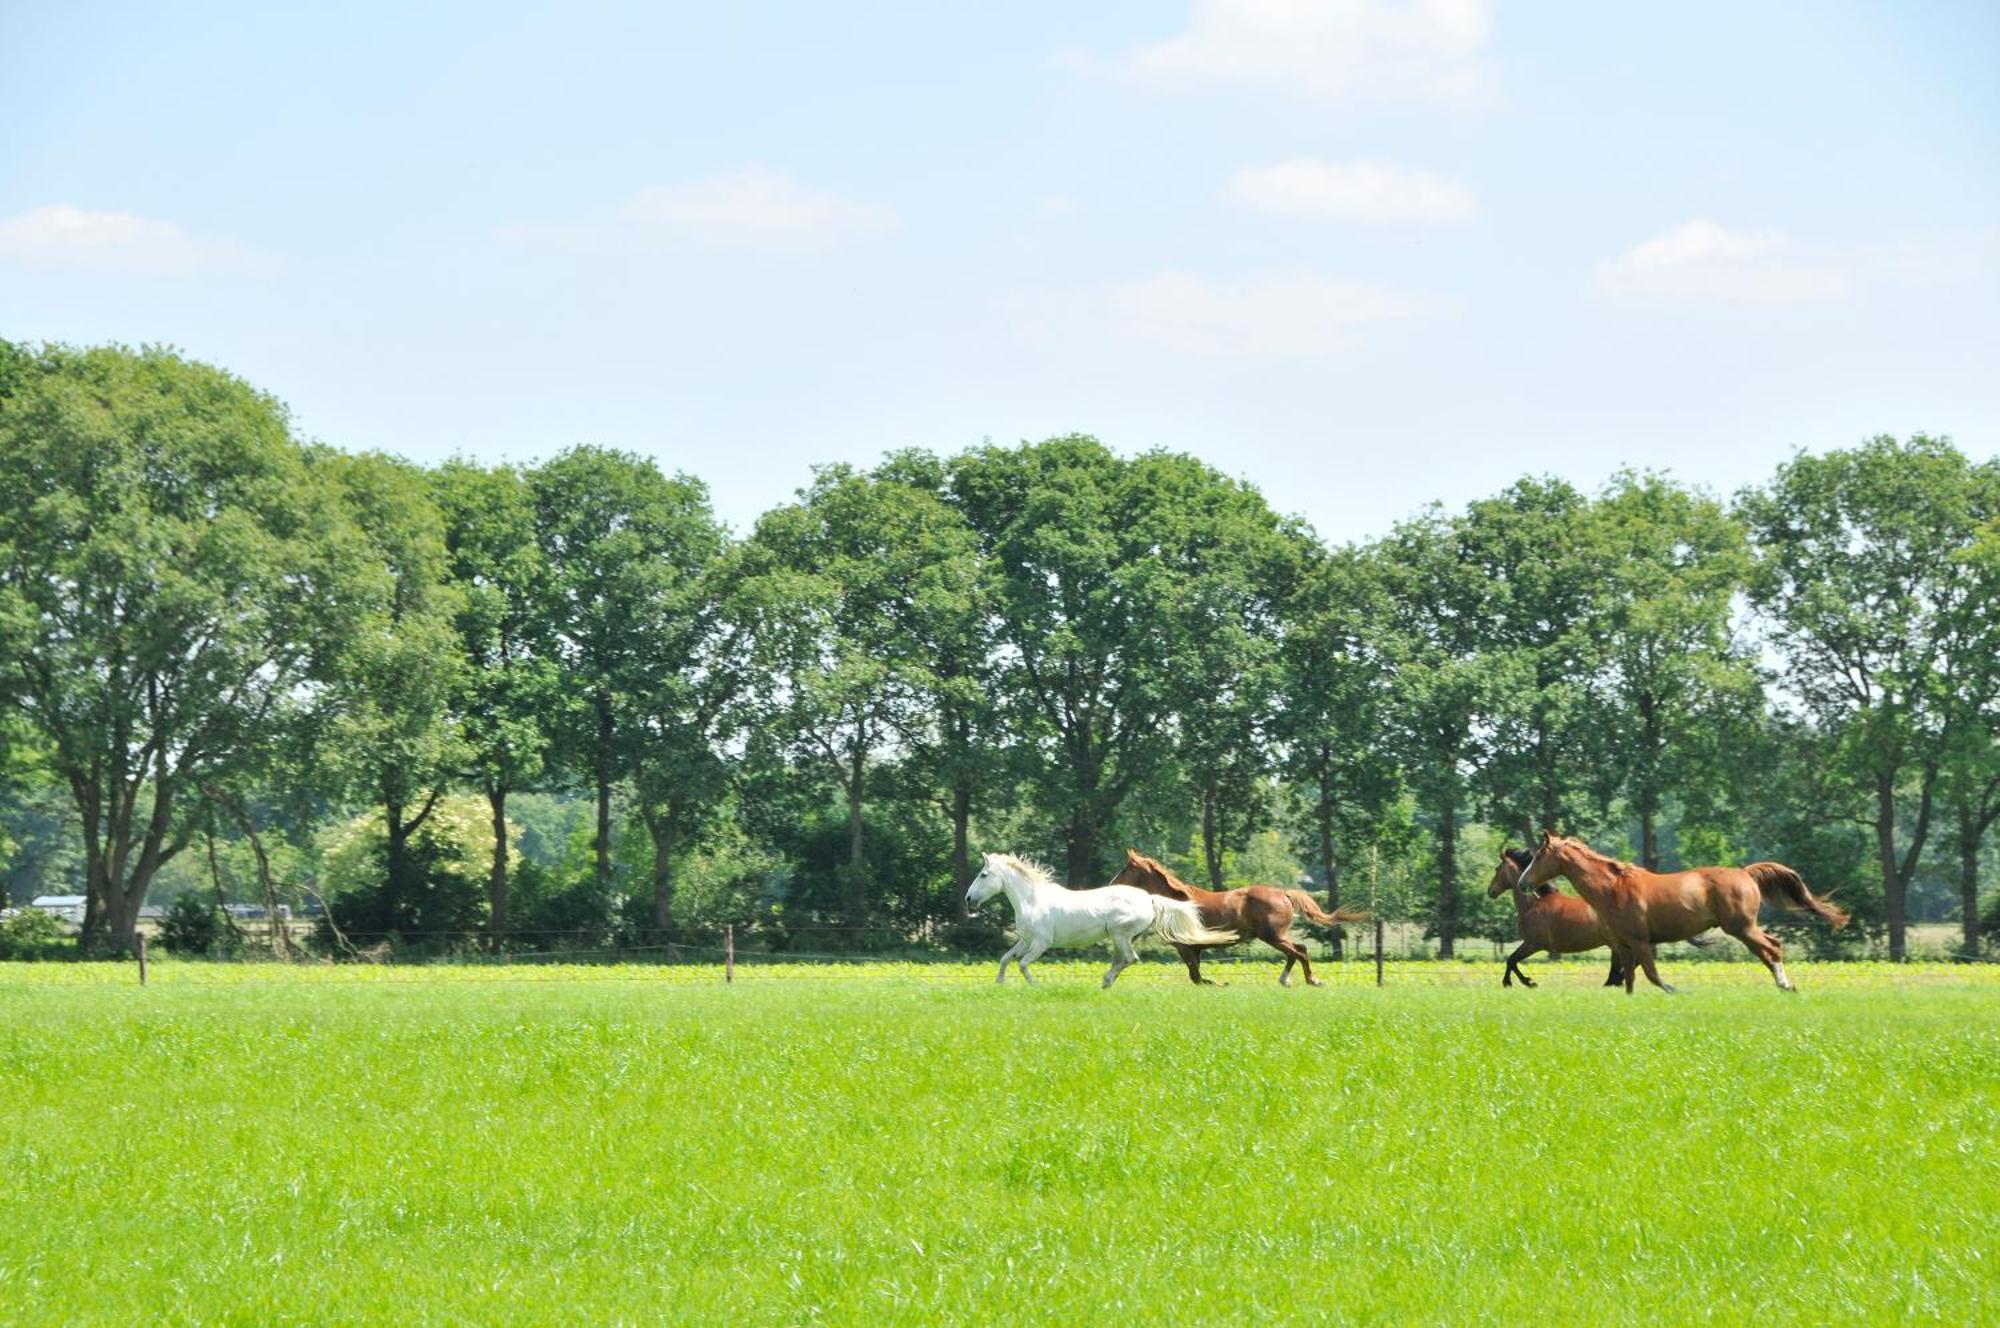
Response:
966,853,1007,909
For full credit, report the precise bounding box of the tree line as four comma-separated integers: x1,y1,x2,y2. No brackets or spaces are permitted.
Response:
2,343,1997,961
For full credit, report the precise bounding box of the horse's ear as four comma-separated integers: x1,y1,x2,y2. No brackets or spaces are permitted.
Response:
1125,847,1142,863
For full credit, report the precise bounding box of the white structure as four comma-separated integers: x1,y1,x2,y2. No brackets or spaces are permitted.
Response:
28,895,88,924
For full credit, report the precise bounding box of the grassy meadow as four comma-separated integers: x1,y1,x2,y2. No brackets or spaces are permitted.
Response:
1,959,1995,1325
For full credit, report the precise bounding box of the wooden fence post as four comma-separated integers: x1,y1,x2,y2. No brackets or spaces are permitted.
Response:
1374,917,1384,989
137,932,148,987
725,924,734,984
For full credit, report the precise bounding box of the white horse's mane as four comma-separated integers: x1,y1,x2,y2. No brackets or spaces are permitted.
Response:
991,853,1058,886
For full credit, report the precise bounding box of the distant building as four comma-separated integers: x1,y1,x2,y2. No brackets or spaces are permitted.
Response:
28,895,88,924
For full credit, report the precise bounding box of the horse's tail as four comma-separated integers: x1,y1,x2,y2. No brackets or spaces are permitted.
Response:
1148,898,1241,947
1285,890,1371,929
1745,862,1850,931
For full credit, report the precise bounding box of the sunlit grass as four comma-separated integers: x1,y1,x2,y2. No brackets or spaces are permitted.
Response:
1,960,1994,1324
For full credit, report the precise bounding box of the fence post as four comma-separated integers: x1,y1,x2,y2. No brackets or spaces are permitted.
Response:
137,932,148,987
725,924,734,984
1374,917,1384,988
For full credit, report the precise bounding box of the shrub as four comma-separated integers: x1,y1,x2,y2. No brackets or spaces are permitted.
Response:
157,895,242,957
0,908,70,961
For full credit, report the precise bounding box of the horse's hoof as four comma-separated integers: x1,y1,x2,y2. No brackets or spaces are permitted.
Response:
1307,978,1324,988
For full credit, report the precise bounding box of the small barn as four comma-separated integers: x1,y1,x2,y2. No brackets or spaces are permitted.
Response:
29,895,88,924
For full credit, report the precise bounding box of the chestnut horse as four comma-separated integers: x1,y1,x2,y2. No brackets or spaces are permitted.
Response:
1519,830,1848,994
1488,849,1624,988
1109,849,1368,987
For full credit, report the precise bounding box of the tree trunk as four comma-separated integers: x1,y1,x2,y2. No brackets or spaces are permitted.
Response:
1436,797,1458,959
593,693,613,892
647,801,680,939
1319,772,1342,960
843,745,867,942
1065,815,1097,886
950,785,972,917
385,796,412,934
1201,783,1224,889
488,786,509,954
1962,819,1983,958
1876,775,1906,961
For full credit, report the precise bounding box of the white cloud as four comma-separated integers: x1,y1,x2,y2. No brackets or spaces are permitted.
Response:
1110,0,1494,102
1229,158,1477,223
1595,219,1849,304
0,204,276,276
623,169,897,252
1012,271,1430,357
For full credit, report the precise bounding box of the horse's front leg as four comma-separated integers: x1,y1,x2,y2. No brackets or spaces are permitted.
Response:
1017,939,1050,984
1174,943,1215,986
995,940,1025,984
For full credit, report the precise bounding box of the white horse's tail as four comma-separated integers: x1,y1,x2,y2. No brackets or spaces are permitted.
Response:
1148,897,1241,947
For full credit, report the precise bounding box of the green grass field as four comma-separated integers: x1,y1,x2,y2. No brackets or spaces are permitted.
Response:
2,959,1995,1325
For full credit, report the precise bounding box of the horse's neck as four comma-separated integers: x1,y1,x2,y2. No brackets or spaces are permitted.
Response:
1508,878,1533,916
1556,851,1615,898
1002,872,1048,912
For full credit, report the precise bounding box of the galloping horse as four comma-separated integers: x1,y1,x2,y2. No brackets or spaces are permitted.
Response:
1488,849,1625,988
965,852,1239,988
1519,830,1848,994
1110,849,1368,987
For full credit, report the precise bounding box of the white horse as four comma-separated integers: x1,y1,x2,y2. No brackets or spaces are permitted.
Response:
965,852,1239,988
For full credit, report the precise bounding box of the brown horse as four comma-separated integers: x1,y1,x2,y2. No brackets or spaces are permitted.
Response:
1519,830,1849,994
1488,849,1625,988
1109,849,1368,987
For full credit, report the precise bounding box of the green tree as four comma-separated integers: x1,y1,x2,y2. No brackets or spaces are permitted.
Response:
742,465,982,933
1275,542,1401,952
1589,473,1758,868
432,460,557,950
1459,477,1612,840
315,451,466,929
1740,436,2000,958
1375,509,1492,956
0,345,349,953
532,448,722,897
951,439,1286,883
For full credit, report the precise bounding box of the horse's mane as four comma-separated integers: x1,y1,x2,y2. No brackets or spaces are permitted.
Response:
1503,848,1532,868
1123,852,1196,900
993,853,1058,886
1565,838,1638,874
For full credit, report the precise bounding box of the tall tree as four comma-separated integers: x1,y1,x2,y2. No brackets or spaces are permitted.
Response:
874,449,999,899
533,448,721,897
1376,509,1493,957
743,465,981,934
0,345,350,953
1274,542,1401,952
316,451,466,933
1459,477,1612,840
1589,473,1757,869
1740,436,2000,958
951,438,1285,883
432,460,556,950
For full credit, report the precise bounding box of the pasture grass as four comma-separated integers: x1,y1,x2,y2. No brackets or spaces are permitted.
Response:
1,958,1995,1325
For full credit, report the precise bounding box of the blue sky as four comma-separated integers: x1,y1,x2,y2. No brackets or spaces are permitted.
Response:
3,1,1995,542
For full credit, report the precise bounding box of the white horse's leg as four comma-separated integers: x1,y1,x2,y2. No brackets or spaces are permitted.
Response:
1017,939,1050,984
996,940,1024,984
1103,931,1140,988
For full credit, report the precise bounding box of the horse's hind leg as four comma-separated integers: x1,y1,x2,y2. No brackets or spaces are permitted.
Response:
1728,922,1793,992
1271,935,1317,987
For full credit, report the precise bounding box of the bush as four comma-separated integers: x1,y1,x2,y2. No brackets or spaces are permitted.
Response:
157,895,241,957
0,908,70,961
942,916,1009,956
